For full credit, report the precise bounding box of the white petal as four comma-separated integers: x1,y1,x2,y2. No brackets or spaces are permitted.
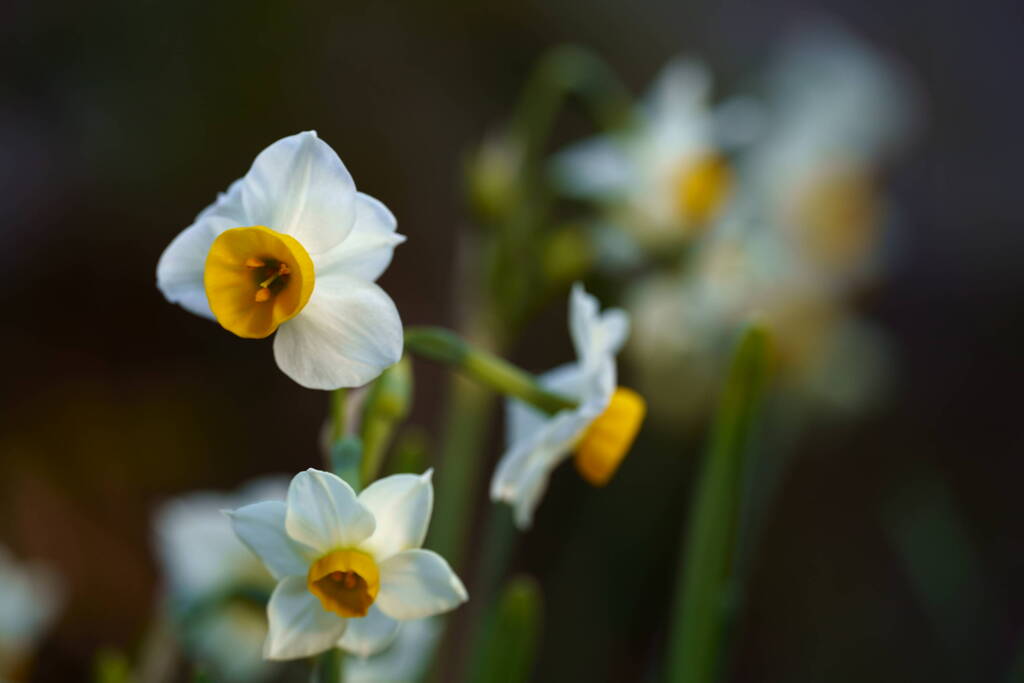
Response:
504,362,586,451
510,457,556,529
240,131,356,255
357,471,433,561
491,411,587,529
156,222,216,319
264,576,347,660
337,605,400,658
156,179,248,320
273,276,403,390
344,618,441,683
646,58,711,132
228,501,312,580
315,193,406,282
551,136,632,199
568,282,601,362
599,308,630,356
375,550,468,620
285,469,375,554
195,178,249,230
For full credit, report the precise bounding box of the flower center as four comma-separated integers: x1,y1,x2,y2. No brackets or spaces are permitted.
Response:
307,549,380,618
785,162,879,268
574,387,647,486
674,154,732,227
204,226,315,339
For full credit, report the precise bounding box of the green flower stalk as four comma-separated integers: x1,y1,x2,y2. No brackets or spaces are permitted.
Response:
359,357,414,484
404,327,577,415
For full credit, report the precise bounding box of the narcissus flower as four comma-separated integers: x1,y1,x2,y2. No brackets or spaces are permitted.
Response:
553,60,733,249
491,284,646,528
0,545,62,679
157,131,405,389
154,477,288,681
229,469,467,660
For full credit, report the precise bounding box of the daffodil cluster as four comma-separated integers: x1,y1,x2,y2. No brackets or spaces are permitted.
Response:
552,29,915,423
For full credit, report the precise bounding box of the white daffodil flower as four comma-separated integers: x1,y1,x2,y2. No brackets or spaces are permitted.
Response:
491,284,646,529
744,27,916,290
0,545,62,679
157,131,405,390
344,617,440,683
553,59,732,249
153,477,288,682
229,469,467,661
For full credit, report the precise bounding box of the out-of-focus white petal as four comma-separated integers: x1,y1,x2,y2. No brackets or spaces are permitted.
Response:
375,550,467,620
344,618,441,683
273,276,403,390
229,501,312,580
491,284,628,529
315,193,405,282
0,545,62,660
240,131,356,256
645,58,712,139
551,136,633,199
285,469,375,554
491,410,588,529
568,283,600,362
357,472,433,561
598,308,630,357
264,576,347,660
336,605,400,658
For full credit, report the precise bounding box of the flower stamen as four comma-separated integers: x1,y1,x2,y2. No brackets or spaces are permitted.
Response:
307,549,380,618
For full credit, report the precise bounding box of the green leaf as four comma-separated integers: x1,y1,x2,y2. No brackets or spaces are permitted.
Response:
666,326,770,683
470,576,543,683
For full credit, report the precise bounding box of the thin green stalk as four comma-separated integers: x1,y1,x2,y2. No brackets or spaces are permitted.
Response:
330,389,348,443
466,576,543,683
427,373,494,570
510,45,634,164
311,648,344,683
666,327,769,683
328,387,362,489
359,358,413,483
405,326,576,415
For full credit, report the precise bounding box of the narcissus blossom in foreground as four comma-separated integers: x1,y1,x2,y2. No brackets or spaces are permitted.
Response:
157,131,405,389
491,284,646,528
553,60,732,249
0,545,62,678
229,469,467,660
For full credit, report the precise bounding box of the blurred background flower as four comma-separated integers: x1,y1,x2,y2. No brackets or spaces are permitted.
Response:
0,546,62,681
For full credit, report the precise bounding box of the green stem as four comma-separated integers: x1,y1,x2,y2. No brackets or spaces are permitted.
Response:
666,326,769,683
330,389,348,444
405,326,577,415
311,648,344,683
427,373,494,570
511,45,634,165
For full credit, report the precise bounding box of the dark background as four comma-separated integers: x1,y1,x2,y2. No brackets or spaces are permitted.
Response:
2,0,1021,681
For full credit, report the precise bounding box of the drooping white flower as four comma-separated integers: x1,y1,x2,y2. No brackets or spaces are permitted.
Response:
553,59,733,250
491,284,646,529
344,617,440,683
153,477,288,681
0,545,62,678
157,131,405,390
229,469,467,661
